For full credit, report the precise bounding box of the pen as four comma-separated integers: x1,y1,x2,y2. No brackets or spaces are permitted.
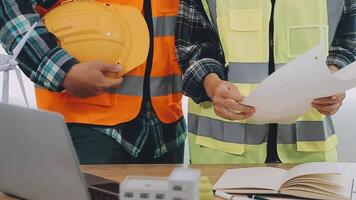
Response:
247,194,270,200
215,191,251,200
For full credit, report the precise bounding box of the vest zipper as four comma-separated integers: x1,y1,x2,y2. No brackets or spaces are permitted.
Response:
268,0,276,76
265,0,281,163
142,0,154,103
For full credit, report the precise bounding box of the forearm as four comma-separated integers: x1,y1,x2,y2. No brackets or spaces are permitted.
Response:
182,58,225,102
176,0,226,103
326,0,356,69
0,0,78,91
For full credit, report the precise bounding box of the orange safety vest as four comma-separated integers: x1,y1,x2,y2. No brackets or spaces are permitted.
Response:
35,0,183,126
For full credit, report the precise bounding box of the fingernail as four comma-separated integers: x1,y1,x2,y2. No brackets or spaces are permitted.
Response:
332,96,337,100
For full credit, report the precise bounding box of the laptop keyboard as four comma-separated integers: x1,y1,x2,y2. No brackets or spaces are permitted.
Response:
91,183,120,193
88,187,119,200
84,173,120,200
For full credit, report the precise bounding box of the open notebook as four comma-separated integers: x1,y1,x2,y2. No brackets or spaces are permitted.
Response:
214,162,354,200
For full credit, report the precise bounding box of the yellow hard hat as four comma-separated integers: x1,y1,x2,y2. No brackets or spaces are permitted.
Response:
44,0,149,77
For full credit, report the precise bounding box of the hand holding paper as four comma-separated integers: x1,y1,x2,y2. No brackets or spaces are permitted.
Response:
204,73,255,120
242,44,356,124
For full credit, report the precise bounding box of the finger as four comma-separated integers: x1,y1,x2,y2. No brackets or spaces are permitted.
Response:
312,103,340,115
311,100,339,108
215,106,235,120
225,83,244,102
312,101,341,111
313,94,344,104
99,63,122,73
213,106,227,119
228,111,254,121
313,96,335,104
218,84,231,99
311,104,332,116
214,106,253,121
219,98,255,114
314,95,335,101
102,77,124,89
225,109,253,121
86,85,106,96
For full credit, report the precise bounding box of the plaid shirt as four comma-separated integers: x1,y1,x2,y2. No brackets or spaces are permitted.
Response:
0,0,186,158
92,102,186,158
176,0,356,103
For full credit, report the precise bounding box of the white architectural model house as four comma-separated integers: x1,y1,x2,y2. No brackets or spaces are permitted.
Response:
120,168,201,200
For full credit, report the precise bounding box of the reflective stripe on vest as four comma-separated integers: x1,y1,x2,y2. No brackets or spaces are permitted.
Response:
189,113,335,145
228,63,268,83
188,113,268,145
150,0,183,123
36,74,182,97
153,16,176,37
35,0,183,125
99,75,182,97
188,0,343,163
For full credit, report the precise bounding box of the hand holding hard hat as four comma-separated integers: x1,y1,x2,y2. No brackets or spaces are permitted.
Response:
44,0,150,78
61,61,124,98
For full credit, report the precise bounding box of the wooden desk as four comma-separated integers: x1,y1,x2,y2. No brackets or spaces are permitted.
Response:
0,163,329,200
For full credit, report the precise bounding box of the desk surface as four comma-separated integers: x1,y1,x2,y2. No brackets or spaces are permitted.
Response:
0,163,343,200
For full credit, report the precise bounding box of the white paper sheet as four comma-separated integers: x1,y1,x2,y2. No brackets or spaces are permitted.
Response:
242,44,356,124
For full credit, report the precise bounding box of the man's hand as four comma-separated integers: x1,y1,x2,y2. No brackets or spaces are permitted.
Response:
312,93,345,116
62,61,124,98
312,65,346,116
204,73,255,120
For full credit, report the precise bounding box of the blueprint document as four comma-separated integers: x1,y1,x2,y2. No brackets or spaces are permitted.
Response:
243,44,356,124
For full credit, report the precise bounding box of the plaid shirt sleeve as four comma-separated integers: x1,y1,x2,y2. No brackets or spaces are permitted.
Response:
327,0,356,69
175,0,226,103
0,0,79,91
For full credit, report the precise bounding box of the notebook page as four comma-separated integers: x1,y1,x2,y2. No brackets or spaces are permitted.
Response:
282,174,347,188
279,162,348,188
213,167,288,191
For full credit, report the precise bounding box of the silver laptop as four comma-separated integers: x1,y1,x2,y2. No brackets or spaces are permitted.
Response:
0,103,120,200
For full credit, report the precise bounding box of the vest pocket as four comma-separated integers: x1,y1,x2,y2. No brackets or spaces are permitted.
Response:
63,92,117,107
296,135,338,152
194,115,247,155
188,101,247,155
273,0,329,63
217,8,269,63
286,25,329,59
295,117,337,152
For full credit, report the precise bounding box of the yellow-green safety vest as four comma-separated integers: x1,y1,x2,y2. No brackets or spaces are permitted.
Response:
189,0,344,163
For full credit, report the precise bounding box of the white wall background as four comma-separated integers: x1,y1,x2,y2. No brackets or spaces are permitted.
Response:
333,89,356,162
1,47,356,162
